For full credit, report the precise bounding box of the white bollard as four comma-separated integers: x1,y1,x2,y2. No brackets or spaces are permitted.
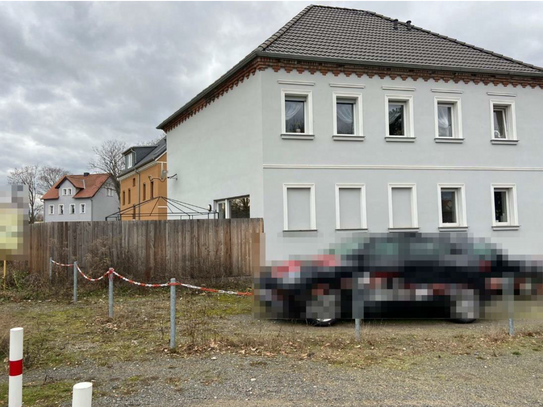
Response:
9,327,24,407
72,382,93,407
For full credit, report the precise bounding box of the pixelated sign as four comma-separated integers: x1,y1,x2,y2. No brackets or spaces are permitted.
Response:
0,185,29,260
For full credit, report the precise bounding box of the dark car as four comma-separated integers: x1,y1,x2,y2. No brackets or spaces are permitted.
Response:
254,233,543,325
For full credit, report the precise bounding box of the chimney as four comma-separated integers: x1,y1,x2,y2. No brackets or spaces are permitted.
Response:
393,19,398,30
84,172,90,177
406,20,412,31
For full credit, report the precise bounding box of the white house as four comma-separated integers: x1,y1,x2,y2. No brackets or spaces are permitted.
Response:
158,5,543,260
42,173,119,222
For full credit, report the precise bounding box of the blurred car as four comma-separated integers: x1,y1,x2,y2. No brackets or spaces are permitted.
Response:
254,233,543,325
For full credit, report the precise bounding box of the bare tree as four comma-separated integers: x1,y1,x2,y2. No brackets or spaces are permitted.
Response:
38,166,70,195
8,165,42,224
88,140,127,198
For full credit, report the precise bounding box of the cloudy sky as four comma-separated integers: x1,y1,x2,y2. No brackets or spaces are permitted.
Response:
1,1,542,184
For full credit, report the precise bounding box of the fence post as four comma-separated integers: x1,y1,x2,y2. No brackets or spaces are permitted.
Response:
73,261,78,304
108,270,114,319
72,382,92,407
170,278,176,350
49,257,52,283
355,319,361,341
9,327,24,407
506,275,515,336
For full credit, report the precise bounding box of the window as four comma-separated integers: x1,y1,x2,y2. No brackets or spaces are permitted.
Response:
150,181,154,199
80,203,86,214
69,204,75,214
107,188,114,197
333,92,363,140
122,191,126,206
128,189,131,205
335,184,367,230
283,184,316,231
490,100,517,143
385,95,414,140
143,183,147,201
132,178,136,187
491,184,519,229
58,204,64,215
214,196,251,219
388,184,418,230
437,184,467,229
68,188,72,195
125,152,135,169
62,188,67,196
281,90,313,137
435,97,463,141
49,205,54,215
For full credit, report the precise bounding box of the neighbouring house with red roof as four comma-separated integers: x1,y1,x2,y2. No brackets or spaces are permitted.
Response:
42,172,119,222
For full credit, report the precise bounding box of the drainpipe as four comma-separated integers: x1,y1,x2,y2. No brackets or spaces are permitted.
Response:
135,168,141,220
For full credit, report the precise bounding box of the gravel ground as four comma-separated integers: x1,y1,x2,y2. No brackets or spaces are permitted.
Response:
14,327,543,406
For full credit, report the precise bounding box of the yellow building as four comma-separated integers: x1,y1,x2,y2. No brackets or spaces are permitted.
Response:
118,138,168,220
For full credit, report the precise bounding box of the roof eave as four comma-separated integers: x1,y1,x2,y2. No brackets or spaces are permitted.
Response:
156,49,261,130
256,51,543,78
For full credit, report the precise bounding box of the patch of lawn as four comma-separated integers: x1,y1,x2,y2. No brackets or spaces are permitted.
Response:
0,380,73,407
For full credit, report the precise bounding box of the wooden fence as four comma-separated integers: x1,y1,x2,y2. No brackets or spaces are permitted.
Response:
29,219,264,282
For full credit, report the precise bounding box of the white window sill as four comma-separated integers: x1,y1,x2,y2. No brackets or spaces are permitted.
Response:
332,135,365,142
439,226,469,232
435,137,464,144
492,225,520,231
336,228,368,231
283,229,318,233
281,134,315,140
491,139,518,145
385,136,416,143
388,227,419,232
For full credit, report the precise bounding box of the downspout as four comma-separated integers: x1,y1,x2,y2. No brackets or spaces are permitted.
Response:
136,168,141,220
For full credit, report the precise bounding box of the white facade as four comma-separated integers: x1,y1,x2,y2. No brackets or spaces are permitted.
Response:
167,68,543,260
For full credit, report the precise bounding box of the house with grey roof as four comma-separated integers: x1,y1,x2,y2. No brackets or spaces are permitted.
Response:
158,5,543,260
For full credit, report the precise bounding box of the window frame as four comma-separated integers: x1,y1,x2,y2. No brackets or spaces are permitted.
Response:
214,195,251,219
437,184,468,229
143,183,147,201
385,95,415,141
491,184,519,229
490,100,517,143
335,183,367,230
281,89,313,138
332,92,364,140
283,183,317,231
80,203,86,214
69,204,75,215
434,97,463,142
58,204,64,215
387,183,419,230
49,205,54,215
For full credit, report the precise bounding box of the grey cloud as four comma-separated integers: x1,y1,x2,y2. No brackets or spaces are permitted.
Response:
1,1,542,184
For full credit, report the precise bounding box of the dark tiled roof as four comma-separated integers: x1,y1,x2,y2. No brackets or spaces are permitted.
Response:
119,137,167,177
42,174,111,200
259,5,543,74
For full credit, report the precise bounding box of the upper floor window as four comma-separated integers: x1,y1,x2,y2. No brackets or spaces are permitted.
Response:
490,100,517,144
132,178,136,187
435,97,463,142
128,189,131,205
49,205,54,215
385,95,414,141
333,92,363,140
125,152,135,169
281,89,313,138
62,188,67,196
107,188,114,197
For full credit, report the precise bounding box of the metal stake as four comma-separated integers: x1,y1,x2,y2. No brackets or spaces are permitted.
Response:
355,318,361,341
170,278,176,349
73,261,78,304
507,275,515,336
108,271,114,319
48,257,52,283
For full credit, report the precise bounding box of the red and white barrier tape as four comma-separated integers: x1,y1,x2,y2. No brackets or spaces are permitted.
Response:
51,260,73,267
53,259,253,296
76,264,111,282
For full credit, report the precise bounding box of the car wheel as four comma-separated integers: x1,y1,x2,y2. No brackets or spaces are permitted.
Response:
307,318,337,327
452,318,477,324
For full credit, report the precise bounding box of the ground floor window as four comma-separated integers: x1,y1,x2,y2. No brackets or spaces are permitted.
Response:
49,205,54,215
215,195,250,219
388,184,418,230
283,184,316,231
69,204,75,214
335,184,367,230
438,184,467,228
491,184,518,228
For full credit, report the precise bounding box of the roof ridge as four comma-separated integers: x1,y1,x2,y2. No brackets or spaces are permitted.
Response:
307,4,543,73
258,5,315,51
